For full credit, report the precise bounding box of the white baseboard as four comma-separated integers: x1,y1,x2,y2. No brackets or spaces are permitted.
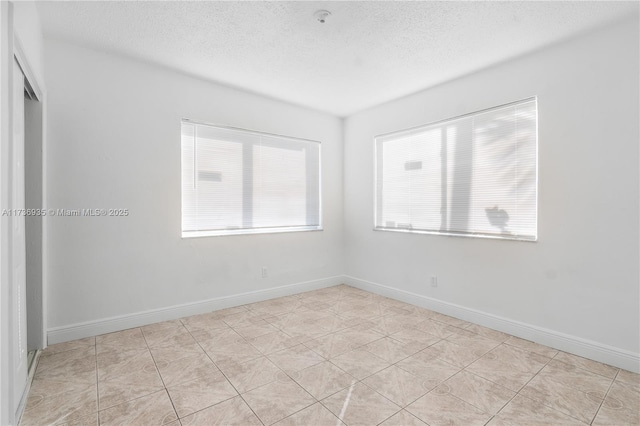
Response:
48,274,639,373
47,275,344,345
343,275,640,373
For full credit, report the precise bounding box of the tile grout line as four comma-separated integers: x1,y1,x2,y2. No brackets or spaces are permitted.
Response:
243,292,392,424
534,349,620,425
412,338,555,425
139,327,181,423
590,368,620,425
246,313,357,423
180,316,267,426
276,365,349,426
489,347,589,425
278,304,456,424
245,298,344,425
367,357,428,426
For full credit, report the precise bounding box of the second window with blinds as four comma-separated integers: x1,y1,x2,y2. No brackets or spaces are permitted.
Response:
375,98,538,241
181,121,321,237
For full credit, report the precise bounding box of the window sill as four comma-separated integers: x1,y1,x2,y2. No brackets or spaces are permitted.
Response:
182,226,323,238
373,226,537,242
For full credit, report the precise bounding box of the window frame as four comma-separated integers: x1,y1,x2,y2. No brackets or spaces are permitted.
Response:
373,97,538,242
181,119,323,238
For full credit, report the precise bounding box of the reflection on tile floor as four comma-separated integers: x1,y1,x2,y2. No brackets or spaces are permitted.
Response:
20,285,640,425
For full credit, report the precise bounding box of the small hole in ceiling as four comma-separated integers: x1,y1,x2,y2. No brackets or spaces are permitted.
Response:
314,10,331,24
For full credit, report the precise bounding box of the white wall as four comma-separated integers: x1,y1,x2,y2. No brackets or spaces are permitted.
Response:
344,18,639,359
44,40,343,331
44,17,639,371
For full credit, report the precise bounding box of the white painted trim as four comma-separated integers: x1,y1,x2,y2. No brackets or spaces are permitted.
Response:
40,89,47,351
12,36,42,102
0,3,16,424
343,275,640,373
15,350,40,426
47,275,344,345
47,274,639,373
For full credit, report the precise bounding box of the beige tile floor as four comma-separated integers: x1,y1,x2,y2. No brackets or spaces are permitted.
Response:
20,285,640,426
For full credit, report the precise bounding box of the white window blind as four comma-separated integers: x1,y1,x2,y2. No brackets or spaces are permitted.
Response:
375,98,537,241
182,121,321,237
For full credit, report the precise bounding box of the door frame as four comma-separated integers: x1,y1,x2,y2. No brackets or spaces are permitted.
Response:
0,2,46,424
15,25,45,362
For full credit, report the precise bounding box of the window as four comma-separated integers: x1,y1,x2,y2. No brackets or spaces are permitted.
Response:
375,97,537,241
181,121,321,237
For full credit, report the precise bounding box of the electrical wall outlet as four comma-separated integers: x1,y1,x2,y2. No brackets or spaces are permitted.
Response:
430,275,438,287
261,267,268,279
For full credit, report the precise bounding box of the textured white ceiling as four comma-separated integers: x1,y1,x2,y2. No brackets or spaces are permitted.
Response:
37,1,638,116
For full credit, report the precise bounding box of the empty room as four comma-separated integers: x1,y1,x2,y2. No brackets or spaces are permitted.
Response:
0,1,638,425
